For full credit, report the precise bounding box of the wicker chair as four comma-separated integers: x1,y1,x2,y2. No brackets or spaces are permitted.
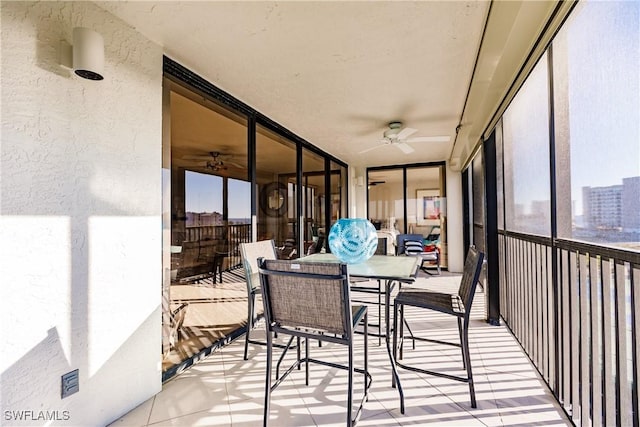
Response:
258,258,371,427
239,240,278,360
392,246,484,408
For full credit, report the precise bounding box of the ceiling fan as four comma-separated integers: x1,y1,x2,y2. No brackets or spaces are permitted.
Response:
181,151,245,170
360,121,450,154
368,180,386,186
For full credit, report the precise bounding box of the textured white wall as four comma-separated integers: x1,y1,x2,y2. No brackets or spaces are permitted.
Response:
445,166,464,272
0,2,163,425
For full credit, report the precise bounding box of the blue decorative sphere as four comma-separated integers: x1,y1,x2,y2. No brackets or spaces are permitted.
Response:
328,218,378,264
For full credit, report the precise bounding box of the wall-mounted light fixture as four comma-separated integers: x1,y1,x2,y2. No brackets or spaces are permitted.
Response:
61,27,104,81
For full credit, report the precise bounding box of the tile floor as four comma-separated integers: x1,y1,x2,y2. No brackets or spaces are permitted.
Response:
110,274,572,426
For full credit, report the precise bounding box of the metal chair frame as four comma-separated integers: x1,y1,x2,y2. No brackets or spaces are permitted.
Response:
258,258,371,427
392,246,484,408
240,240,291,360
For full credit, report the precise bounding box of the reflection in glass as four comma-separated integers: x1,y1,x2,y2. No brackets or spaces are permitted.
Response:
553,1,640,248
302,148,326,255
503,53,551,236
367,165,447,266
256,125,298,258
164,86,249,377
406,165,447,268
367,169,404,234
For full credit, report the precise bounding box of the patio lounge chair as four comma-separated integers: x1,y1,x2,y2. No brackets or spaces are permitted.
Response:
397,233,441,275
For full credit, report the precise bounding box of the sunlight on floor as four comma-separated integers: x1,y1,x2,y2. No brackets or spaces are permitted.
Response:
111,274,571,426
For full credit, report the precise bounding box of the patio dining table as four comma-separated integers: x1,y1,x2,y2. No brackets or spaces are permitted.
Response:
297,253,420,413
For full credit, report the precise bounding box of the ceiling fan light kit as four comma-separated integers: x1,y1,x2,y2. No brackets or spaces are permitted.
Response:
182,150,246,170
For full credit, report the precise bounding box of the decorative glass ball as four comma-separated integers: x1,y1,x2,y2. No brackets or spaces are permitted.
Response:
328,218,378,264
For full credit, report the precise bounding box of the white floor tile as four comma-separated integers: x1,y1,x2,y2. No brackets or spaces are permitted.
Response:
113,275,572,427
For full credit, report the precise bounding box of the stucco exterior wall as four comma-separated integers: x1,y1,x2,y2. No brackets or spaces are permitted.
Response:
1,2,163,425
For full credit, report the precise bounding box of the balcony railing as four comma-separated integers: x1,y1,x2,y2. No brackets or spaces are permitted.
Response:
174,224,252,279
499,230,640,427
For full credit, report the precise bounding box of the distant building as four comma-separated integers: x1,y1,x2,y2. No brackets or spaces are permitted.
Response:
622,177,640,232
583,176,639,231
531,200,550,217
186,211,223,227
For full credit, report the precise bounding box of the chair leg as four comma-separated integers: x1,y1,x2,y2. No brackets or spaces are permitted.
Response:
390,302,405,413
377,280,382,346
305,338,310,386
263,330,273,427
462,321,476,408
363,311,369,402
399,304,405,360
392,302,399,364
347,341,353,427
457,317,466,369
244,292,255,360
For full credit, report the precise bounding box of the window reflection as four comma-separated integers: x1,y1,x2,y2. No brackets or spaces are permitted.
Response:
553,0,640,248
502,53,551,236
367,165,447,267
164,86,250,376
256,125,298,258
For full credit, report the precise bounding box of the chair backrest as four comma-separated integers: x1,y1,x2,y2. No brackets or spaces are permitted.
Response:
396,233,424,255
169,302,189,347
240,240,277,291
307,235,325,255
258,259,351,336
458,246,485,311
425,226,441,244
375,237,387,255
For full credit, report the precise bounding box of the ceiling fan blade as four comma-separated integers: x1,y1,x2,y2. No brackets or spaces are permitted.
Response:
395,127,418,140
359,145,385,154
182,154,212,160
396,143,415,154
227,161,246,169
406,135,451,143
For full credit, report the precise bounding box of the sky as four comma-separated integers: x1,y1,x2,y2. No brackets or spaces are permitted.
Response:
506,0,639,216
185,171,251,218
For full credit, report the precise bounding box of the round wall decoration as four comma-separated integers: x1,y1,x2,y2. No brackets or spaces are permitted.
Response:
260,182,287,217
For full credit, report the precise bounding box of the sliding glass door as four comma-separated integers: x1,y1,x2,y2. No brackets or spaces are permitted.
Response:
162,58,349,380
255,124,298,257
163,81,250,377
367,163,447,267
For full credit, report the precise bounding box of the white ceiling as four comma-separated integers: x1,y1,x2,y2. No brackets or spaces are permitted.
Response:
96,1,560,170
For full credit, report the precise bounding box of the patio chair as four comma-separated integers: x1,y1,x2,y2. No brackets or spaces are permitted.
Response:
306,234,325,255
258,258,371,427
397,233,440,275
165,302,189,357
239,240,278,360
392,246,484,408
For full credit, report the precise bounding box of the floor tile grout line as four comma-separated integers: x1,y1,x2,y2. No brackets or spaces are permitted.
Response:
145,395,156,427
